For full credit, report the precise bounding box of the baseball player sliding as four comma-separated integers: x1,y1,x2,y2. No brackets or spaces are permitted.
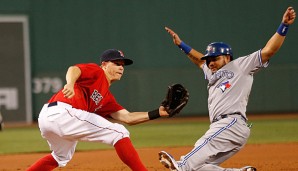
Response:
160,6,295,171
26,49,188,171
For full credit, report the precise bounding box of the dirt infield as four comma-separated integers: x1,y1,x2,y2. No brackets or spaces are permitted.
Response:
0,143,297,170
1,114,298,171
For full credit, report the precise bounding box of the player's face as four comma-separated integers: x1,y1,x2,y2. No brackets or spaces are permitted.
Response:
102,60,125,83
207,55,230,73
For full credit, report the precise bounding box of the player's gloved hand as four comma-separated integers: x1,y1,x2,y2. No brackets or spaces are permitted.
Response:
161,83,189,117
158,106,170,117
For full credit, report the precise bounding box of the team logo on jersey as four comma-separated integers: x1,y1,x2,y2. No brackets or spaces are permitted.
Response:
90,89,103,105
209,70,234,86
218,81,231,92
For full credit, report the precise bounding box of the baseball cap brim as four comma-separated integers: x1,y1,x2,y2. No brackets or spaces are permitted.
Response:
201,55,218,60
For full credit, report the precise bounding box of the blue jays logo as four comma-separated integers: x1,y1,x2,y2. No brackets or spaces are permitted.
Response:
218,81,231,92
90,89,103,105
209,70,234,86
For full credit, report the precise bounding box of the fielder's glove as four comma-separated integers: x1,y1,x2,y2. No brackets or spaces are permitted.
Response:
161,83,189,117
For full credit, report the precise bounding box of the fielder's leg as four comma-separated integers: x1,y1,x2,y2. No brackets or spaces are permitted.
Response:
26,154,58,171
114,137,148,171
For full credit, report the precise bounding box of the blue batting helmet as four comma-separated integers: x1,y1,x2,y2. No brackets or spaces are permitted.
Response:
201,42,233,60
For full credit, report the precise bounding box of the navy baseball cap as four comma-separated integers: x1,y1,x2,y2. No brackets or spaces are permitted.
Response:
100,49,133,66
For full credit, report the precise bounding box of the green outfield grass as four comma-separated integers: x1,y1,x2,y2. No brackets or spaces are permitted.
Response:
0,117,297,154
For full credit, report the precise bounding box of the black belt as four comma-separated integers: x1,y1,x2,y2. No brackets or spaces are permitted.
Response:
212,112,247,123
48,101,58,107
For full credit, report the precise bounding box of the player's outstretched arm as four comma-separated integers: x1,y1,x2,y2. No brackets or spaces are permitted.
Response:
165,27,205,68
261,7,296,63
110,107,169,125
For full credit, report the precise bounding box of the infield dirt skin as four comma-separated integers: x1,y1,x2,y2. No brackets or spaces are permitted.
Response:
0,143,297,170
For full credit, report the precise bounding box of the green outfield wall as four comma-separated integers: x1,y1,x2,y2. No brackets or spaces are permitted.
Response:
0,0,297,121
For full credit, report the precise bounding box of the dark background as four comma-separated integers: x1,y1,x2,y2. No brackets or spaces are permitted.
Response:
0,0,297,121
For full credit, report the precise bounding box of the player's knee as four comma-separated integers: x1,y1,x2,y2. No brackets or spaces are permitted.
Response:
51,149,75,168
52,155,71,168
110,123,130,145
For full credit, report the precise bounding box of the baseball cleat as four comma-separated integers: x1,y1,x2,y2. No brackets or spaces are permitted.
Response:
158,151,179,171
240,166,257,171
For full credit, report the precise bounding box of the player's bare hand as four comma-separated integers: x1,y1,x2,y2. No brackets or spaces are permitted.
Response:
62,84,75,98
159,106,170,117
165,27,182,46
282,7,296,25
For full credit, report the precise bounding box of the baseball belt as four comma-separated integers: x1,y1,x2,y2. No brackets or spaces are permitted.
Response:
48,101,58,107
212,112,247,123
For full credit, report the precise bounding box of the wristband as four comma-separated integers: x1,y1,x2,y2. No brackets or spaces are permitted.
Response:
148,109,160,120
277,23,289,36
178,42,192,54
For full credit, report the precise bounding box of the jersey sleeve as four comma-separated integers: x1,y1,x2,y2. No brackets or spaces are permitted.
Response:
75,63,102,81
234,49,269,75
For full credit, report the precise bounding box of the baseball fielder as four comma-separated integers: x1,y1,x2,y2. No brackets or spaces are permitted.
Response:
26,49,188,171
159,7,296,171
